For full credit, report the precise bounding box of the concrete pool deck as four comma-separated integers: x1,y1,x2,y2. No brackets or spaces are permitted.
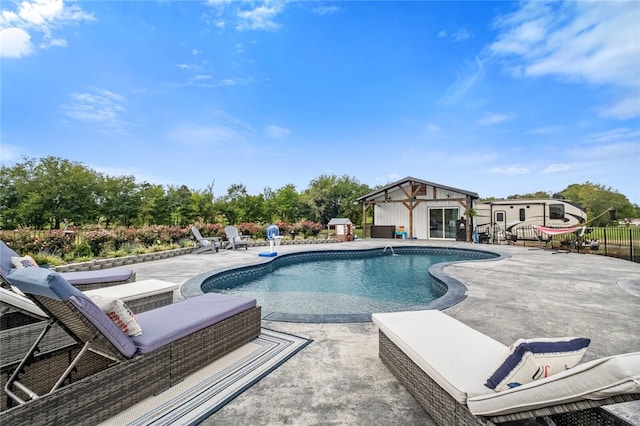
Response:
127,239,640,425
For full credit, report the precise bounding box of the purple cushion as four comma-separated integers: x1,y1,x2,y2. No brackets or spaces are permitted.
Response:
6,267,138,358
60,269,134,286
132,293,257,354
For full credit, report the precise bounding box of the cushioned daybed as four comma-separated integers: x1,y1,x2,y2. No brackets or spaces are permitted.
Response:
1,267,261,424
373,310,640,426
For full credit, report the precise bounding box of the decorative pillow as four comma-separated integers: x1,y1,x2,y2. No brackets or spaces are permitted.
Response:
486,337,591,391
11,255,38,269
89,294,143,337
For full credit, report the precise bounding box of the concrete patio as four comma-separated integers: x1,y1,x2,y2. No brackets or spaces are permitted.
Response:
126,239,640,425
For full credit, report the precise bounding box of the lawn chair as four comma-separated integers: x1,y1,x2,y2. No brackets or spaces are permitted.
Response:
1,267,260,424
191,226,221,254
224,226,249,250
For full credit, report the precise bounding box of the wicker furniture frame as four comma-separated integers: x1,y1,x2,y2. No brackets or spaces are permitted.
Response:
0,284,261,424
378,331,639,426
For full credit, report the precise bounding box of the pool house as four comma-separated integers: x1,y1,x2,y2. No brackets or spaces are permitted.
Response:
357,176,478,241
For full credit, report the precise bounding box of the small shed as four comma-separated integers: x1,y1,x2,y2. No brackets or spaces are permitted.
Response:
327,218,354,242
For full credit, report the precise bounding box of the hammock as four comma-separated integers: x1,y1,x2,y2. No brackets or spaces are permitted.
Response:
532,225,584,236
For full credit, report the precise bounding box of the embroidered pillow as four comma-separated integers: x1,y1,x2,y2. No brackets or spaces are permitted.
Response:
11,255,39,269
89,294,143,337
486,337,590,391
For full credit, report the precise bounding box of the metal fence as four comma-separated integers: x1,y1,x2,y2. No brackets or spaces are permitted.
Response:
484,226,640,263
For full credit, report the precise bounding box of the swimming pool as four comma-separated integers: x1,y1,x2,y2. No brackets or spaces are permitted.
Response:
191,247,500,322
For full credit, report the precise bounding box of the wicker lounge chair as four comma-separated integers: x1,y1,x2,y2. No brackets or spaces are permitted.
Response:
191,226,221,254
224,226,249,250
1,241,136,291
373,310,640,426
0,267,261,424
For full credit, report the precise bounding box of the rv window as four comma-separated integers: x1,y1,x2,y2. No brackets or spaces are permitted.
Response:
550,204,564,220
519,208,525,221
496,212,504,221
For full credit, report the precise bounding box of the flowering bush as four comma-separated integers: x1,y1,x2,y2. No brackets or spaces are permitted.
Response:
297,220,323,237
0,228,75,255
236,222,261,238
85,229,116,256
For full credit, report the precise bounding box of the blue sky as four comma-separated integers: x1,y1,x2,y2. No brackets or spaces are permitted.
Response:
1,0,639,204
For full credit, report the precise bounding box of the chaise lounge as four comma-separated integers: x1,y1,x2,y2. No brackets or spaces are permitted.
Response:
373,310,640,425
0,267,261,424
1,241,136,291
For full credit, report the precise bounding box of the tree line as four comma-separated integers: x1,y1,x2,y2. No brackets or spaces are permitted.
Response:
1,156,637,230
0,156,371,230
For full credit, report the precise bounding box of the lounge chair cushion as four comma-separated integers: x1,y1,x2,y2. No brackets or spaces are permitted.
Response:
89,294,143,336
11,255,38,269
6,267,138,358
60,269,135,286
132,293,257,354
486,337,591,391
372,310,507,403
467,351,640,416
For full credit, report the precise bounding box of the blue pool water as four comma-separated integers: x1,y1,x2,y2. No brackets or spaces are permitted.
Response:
201,247,497,321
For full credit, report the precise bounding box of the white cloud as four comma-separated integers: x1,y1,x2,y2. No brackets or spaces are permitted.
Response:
440,56,485,105
265,125,290,139
0,27,32,57
61,87,127,127
490,1,640,119
0,0,94,57
236,3,283,31
312,6,342,16
540,163,571,175
0,142,23,163
452,28,470,41
489,166,529,176
167,123,248,147
476,113,512,126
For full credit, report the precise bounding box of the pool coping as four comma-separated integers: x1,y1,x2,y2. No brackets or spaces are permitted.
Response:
181,246,509,323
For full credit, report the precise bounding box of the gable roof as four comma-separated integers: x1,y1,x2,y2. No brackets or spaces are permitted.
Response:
356,176,478,201
327,218,353,225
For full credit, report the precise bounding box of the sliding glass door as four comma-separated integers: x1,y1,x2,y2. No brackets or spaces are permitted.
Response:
429,208,459,239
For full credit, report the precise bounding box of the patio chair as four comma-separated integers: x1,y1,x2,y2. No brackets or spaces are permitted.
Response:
224,226,249,250
373,310,640,426
1,241,136,291
0,267,261,424
191,226,221,254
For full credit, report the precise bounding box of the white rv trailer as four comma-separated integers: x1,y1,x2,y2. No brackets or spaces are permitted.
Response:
474,198,587,242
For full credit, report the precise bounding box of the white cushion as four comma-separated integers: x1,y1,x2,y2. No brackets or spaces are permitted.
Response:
11,255,38,268
89,294,143,336
372,310,506,403
467,351,640,416
486,337,591,391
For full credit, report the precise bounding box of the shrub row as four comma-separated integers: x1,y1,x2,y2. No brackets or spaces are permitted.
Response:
0,220,324,258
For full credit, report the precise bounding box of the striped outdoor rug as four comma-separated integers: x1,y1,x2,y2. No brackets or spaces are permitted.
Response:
101,329,311,426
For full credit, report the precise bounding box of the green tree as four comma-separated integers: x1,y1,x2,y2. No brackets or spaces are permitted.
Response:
135,183,170,226
264,184,301,223
0,156,100,229
301,174,371,225
561,182,635,226
99,175,140,227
